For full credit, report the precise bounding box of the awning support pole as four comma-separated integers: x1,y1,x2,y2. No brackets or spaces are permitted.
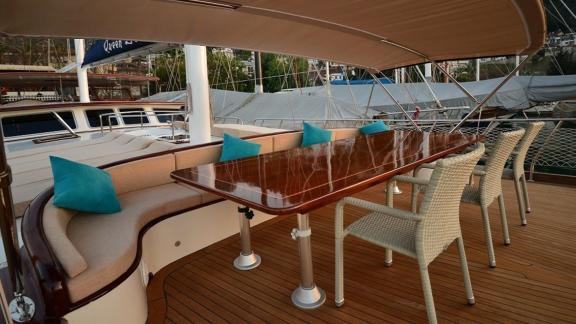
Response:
432,61,480,104
449,55,532,133
369,72,421,131
414,65,443,109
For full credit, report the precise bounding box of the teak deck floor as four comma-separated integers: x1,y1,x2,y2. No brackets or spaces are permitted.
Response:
147,179,576,323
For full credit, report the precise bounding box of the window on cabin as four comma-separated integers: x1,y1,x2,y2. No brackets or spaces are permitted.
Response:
86,109,119,128
119,108,149,125
154,108,185,123
2,111,76,137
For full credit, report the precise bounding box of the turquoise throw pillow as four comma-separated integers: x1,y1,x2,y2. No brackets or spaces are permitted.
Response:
50,156,121,214
301,122,332,147
359,120,390,135
219,133,261,162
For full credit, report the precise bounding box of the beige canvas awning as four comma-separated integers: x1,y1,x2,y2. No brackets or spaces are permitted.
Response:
0,0,546,71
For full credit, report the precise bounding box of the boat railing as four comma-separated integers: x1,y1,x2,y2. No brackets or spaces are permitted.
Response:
98,111,244,143
213,116,244,125
252,117,576,181
98,110,186,133
98,112,244,133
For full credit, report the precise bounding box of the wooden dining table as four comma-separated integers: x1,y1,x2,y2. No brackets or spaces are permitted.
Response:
171,130,481,310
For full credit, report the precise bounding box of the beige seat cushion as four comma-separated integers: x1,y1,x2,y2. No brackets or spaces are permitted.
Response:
332,128,359,141
248,137,273,154
65,182,204,302
273,132,302,152
107,154,175,195
175,145,222,169
43,202,86,278
213,124,285,138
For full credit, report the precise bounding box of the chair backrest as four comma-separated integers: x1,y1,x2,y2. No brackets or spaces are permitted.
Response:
417,144,485,265
513,122,545,178
480,129,525,204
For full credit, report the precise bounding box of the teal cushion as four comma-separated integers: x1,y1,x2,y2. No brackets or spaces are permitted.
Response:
219,133,261,162
359,120,390,135
50,156,121,214
301,122,332,147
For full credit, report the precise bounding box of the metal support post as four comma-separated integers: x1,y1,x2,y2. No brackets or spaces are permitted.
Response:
233,206,261,270
370,72,421,131
450,55,532,133
291,213,326,309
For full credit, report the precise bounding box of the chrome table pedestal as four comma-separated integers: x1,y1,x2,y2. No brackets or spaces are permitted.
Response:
234,206,261,270
290,213,326,309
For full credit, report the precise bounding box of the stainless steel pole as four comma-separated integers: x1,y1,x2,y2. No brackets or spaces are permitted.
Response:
432,61,480,104
233,206,261,270
449,55,532,133
370,72,422,131
414,65,443,108
291,213,325,309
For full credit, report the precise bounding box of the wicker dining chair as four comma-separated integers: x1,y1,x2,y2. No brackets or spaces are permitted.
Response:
413,129,524,267
335,145,485,324
510,122,545,225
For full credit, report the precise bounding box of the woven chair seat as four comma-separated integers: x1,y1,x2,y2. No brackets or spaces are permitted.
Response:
461,185,481,203
347,212,417,258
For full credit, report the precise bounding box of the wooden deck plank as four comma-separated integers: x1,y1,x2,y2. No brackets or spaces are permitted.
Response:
147,180,576,323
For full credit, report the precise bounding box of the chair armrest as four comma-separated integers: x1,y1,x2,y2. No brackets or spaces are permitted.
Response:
418,162,437,170
392,175,430,186
339,197,423,222
473,165,486,176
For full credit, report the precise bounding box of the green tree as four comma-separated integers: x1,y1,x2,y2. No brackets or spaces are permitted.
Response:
261,53,309,92
547,50,576,75
151,47,254,93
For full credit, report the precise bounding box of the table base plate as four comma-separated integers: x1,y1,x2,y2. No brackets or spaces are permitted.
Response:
291,285,326,309
234,252,261,270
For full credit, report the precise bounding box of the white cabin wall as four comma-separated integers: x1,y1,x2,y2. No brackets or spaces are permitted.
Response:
63,200,275,323
142,200,274,274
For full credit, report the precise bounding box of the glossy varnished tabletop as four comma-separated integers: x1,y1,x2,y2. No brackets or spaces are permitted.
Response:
171,130,481,215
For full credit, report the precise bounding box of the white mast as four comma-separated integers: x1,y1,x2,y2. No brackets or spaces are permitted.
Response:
475,59,481,81
184,45,211,144
325,61,331,121
424,63,432,79
74,39,90,103
254,51,263,94
515,55,520,76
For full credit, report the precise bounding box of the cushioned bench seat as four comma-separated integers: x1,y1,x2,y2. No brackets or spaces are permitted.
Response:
65,183,208,302
42,154,215,302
